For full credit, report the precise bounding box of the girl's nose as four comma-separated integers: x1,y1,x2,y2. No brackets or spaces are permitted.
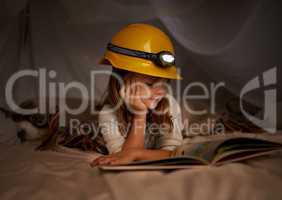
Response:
151,87,166,97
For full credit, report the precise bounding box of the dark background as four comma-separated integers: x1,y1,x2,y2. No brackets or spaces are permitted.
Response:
0,0,281,128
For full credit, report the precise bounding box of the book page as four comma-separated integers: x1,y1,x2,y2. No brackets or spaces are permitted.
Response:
179,141,223,163
126,156,206,166
212,137,282,164
213,149,282,165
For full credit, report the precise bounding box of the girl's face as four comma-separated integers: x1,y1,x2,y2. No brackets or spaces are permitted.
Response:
123,73,169,109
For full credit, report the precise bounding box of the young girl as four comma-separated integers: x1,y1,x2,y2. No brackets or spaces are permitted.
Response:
91,23,183,166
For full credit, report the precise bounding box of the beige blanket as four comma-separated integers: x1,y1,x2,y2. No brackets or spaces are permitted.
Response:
0,132,282,200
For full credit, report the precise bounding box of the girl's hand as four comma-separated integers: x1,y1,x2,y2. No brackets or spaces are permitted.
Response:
90,148,140,166
120,80,149,115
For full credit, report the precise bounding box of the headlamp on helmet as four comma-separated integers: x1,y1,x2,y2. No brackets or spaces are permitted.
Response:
107,43,175,68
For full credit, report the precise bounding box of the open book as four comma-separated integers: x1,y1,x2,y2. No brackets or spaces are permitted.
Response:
99,136,282,171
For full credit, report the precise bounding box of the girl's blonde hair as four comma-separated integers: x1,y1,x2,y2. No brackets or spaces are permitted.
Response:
101,68,173,137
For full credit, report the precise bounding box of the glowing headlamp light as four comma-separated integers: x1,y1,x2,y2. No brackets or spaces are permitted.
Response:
157,51,175,67
107,43,175,68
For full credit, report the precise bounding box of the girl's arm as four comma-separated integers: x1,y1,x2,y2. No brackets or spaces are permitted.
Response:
91,147,172,166
121,114,173,160
92,113,173,166
134,148,172,161
121,114,147,150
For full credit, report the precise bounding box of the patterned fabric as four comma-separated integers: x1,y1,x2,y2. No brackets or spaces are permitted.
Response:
37,109,109,155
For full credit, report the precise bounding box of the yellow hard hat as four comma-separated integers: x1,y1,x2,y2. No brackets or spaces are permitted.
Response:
99,23,182,80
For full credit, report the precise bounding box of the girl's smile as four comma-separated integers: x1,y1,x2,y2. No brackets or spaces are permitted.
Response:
122,73,168,110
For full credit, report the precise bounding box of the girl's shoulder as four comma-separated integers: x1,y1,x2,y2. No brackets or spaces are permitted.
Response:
166,95,182,118
166,95,184,132
99,104,113,112
98,104,117,122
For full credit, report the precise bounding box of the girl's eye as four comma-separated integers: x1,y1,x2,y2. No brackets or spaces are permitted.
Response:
146,83,154,87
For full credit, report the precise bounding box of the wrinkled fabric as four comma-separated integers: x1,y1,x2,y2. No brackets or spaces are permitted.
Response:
1,123,282,200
